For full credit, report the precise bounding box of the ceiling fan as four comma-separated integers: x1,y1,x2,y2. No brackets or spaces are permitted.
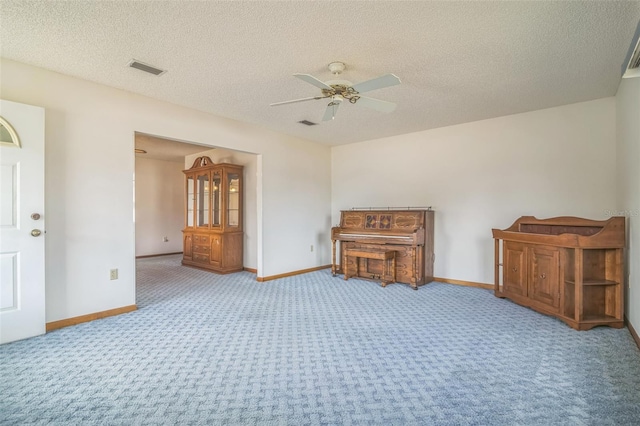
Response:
270,62,401,122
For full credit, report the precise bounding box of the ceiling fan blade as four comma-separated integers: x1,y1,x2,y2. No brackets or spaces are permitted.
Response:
270,96,328,106
294,73,334,90
322,100,341,121
354,95,397,113
351,73,401,93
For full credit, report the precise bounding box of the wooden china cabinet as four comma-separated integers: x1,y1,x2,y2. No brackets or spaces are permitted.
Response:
182,156,243,273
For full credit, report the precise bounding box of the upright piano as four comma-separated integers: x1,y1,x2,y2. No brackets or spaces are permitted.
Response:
331,209,435,289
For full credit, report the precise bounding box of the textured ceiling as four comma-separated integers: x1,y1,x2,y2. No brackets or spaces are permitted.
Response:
134,133,210,163
1,1,639,146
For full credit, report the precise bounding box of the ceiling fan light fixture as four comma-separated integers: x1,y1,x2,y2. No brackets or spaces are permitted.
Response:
272,61,401,122
328,61,346,75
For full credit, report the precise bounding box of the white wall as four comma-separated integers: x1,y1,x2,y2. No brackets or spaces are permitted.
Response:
332,98,617,284
616,77,640,333
184,148,259,270
0,58,332,323
3,55,627,326
134,156,184,256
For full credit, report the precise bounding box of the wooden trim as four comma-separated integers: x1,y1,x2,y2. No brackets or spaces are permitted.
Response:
257,265,331,282
625,316,640,350
46,305,137,332
243,267,257,274
494,239,500,291
433,277,494,291
136,252,183,259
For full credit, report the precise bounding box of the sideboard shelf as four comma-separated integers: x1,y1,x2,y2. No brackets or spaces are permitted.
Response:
565,280,618,286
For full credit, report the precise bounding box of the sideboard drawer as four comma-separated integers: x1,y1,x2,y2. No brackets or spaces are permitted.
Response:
193,234,210,244
192,253,210,263
193,244,210,254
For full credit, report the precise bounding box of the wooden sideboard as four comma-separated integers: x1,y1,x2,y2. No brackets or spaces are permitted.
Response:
492,216,625,330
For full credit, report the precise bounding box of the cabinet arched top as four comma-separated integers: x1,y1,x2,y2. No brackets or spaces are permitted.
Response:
186,156,214,171
184,156,244,174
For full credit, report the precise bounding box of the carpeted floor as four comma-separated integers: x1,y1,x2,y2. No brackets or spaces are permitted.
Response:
1,254,640,425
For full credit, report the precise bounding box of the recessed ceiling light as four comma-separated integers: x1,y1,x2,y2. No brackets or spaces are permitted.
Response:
135,149,147,154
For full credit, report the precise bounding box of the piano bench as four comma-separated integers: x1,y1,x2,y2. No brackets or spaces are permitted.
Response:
343,248,396,287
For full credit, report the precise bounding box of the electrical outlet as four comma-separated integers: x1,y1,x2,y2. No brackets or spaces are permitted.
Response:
163,236,169,242
110,269,118,280
310,244,314,252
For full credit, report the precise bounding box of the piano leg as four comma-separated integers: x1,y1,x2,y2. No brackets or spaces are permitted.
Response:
411,247,418,290
331,239,337,277
381,256,388,287
391,254,396,285
343,249,348,280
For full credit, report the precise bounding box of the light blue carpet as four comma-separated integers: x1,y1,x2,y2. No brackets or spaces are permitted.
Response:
1,254,640,425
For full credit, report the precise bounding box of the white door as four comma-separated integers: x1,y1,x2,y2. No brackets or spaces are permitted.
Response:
0,99,45,344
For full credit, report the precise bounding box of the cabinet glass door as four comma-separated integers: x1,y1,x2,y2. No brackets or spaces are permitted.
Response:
212,172,221,227
186,175,194,227
197,173,210,227
227,172,240,227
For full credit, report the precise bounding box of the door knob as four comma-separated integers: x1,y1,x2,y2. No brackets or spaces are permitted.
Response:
31,229,42,237
31,213,41,220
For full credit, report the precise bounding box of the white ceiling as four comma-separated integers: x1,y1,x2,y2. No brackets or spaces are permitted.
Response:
134,133,211,163
1,1,639,146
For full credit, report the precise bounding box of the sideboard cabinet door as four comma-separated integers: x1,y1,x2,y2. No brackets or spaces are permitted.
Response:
504,242,526,297
527,245,560,312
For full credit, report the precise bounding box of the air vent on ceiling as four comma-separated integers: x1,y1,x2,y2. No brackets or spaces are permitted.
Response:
298,120,317,126
626,43,640,69
622,21,640,78
128,59,166,76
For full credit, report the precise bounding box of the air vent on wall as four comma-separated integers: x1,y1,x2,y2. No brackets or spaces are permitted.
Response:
298,120,317,126
622,21,640,78
128,59,166,76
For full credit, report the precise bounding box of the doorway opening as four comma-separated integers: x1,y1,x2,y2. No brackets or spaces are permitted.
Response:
133,132,260,295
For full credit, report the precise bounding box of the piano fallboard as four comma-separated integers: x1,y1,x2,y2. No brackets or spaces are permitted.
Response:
331,229,425,246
